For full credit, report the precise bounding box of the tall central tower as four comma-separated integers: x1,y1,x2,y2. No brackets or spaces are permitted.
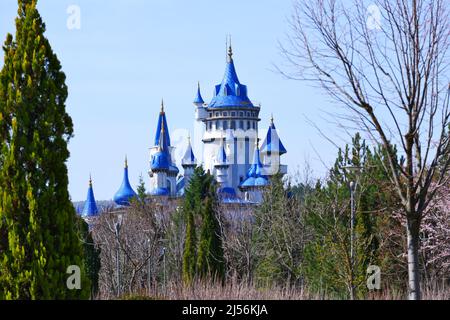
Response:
194,45,260,194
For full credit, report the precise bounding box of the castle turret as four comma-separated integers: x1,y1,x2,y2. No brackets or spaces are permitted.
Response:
181,133,197,189
239,140,269,203
82,175,99,217
260,115,287,176
214,136,229,188
113,156,138,206
149,100,179,197
194,82,208,121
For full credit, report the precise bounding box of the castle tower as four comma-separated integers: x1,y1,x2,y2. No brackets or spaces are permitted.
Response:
194,44,260,195
239,140,269,203
214,136,229,189
113,156,138,206
181,133,197,190
82,175,99,217
149,100,179,197
260,115,288,176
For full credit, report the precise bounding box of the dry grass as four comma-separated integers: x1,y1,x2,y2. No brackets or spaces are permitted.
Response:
118,279,450,300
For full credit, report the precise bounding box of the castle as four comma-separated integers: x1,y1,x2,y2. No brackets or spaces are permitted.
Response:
81,44,287,217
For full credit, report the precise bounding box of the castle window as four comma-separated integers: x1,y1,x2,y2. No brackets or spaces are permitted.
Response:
239,120,244,129
252,122,256,129
231,112,236,117
239,112,244,117
247,121,251,130
223,121,228,130
215,120,220,130
215,112,219,117
223,112,228,117
209,113,212,118
247,112,250,117
231,121,236,130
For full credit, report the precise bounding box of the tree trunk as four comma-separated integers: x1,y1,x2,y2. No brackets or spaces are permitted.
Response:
406,218,421,300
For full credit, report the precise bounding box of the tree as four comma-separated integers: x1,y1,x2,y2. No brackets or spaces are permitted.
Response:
254,174,305,288
0,0,89,299
302,134,394,298
136,174,147,203
182,166,225,284
196,195,225,281
77,217,101,299
281,0,450,299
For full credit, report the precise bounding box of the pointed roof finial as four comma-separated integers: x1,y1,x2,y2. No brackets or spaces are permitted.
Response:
89,173,93,186
125,155,128,168
187,132,191,142
227,35,233,62
270,113,274,124
160,98,165,113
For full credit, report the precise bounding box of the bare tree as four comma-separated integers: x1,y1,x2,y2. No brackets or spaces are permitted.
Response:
280,0,450,299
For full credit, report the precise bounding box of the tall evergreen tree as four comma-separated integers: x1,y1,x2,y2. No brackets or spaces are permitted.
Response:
0,0,89,299
136,174,147,203
182,166,224,284
196,194,225,281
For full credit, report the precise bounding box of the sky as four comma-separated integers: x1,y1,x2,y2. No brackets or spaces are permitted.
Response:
0,0,341,201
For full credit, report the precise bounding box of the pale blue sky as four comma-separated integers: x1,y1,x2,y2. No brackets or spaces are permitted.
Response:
0,0,339,201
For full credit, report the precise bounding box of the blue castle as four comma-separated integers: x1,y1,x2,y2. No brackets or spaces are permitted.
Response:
80,44,287,217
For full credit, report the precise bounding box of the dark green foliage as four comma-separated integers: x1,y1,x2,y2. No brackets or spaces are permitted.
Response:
182,166,224,284
0,0,89,299
254,174,304,287
77,218,101,299
196,195,225,281
302,133,399,298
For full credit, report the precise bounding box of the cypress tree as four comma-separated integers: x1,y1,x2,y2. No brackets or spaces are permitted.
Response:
0,0,89,299
182,166,225,283
196,194,225,281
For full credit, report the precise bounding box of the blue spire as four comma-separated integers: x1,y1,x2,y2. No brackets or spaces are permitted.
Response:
215,137,228,165
261,115,287,155
82,175,99,217
182,134,197,166
113,157,137,206
151,115,171,171
240,141,269,188
208,44,254,108
193,82,204,105
154,99,171,147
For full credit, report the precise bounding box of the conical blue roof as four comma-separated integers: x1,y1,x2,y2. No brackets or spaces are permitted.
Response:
215,139,228,165
114,158,137,206
240,144,269,188
151,113,172,172
182,135,197,166
209,46,254,108
193,82,204,105
82,176,99,217
261,117,287,155
154,100,171,147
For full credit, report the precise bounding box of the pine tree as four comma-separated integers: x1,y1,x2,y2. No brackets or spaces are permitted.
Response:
136,174,147,203
0,0,89,299
182,166,225,284
196,194,225,281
